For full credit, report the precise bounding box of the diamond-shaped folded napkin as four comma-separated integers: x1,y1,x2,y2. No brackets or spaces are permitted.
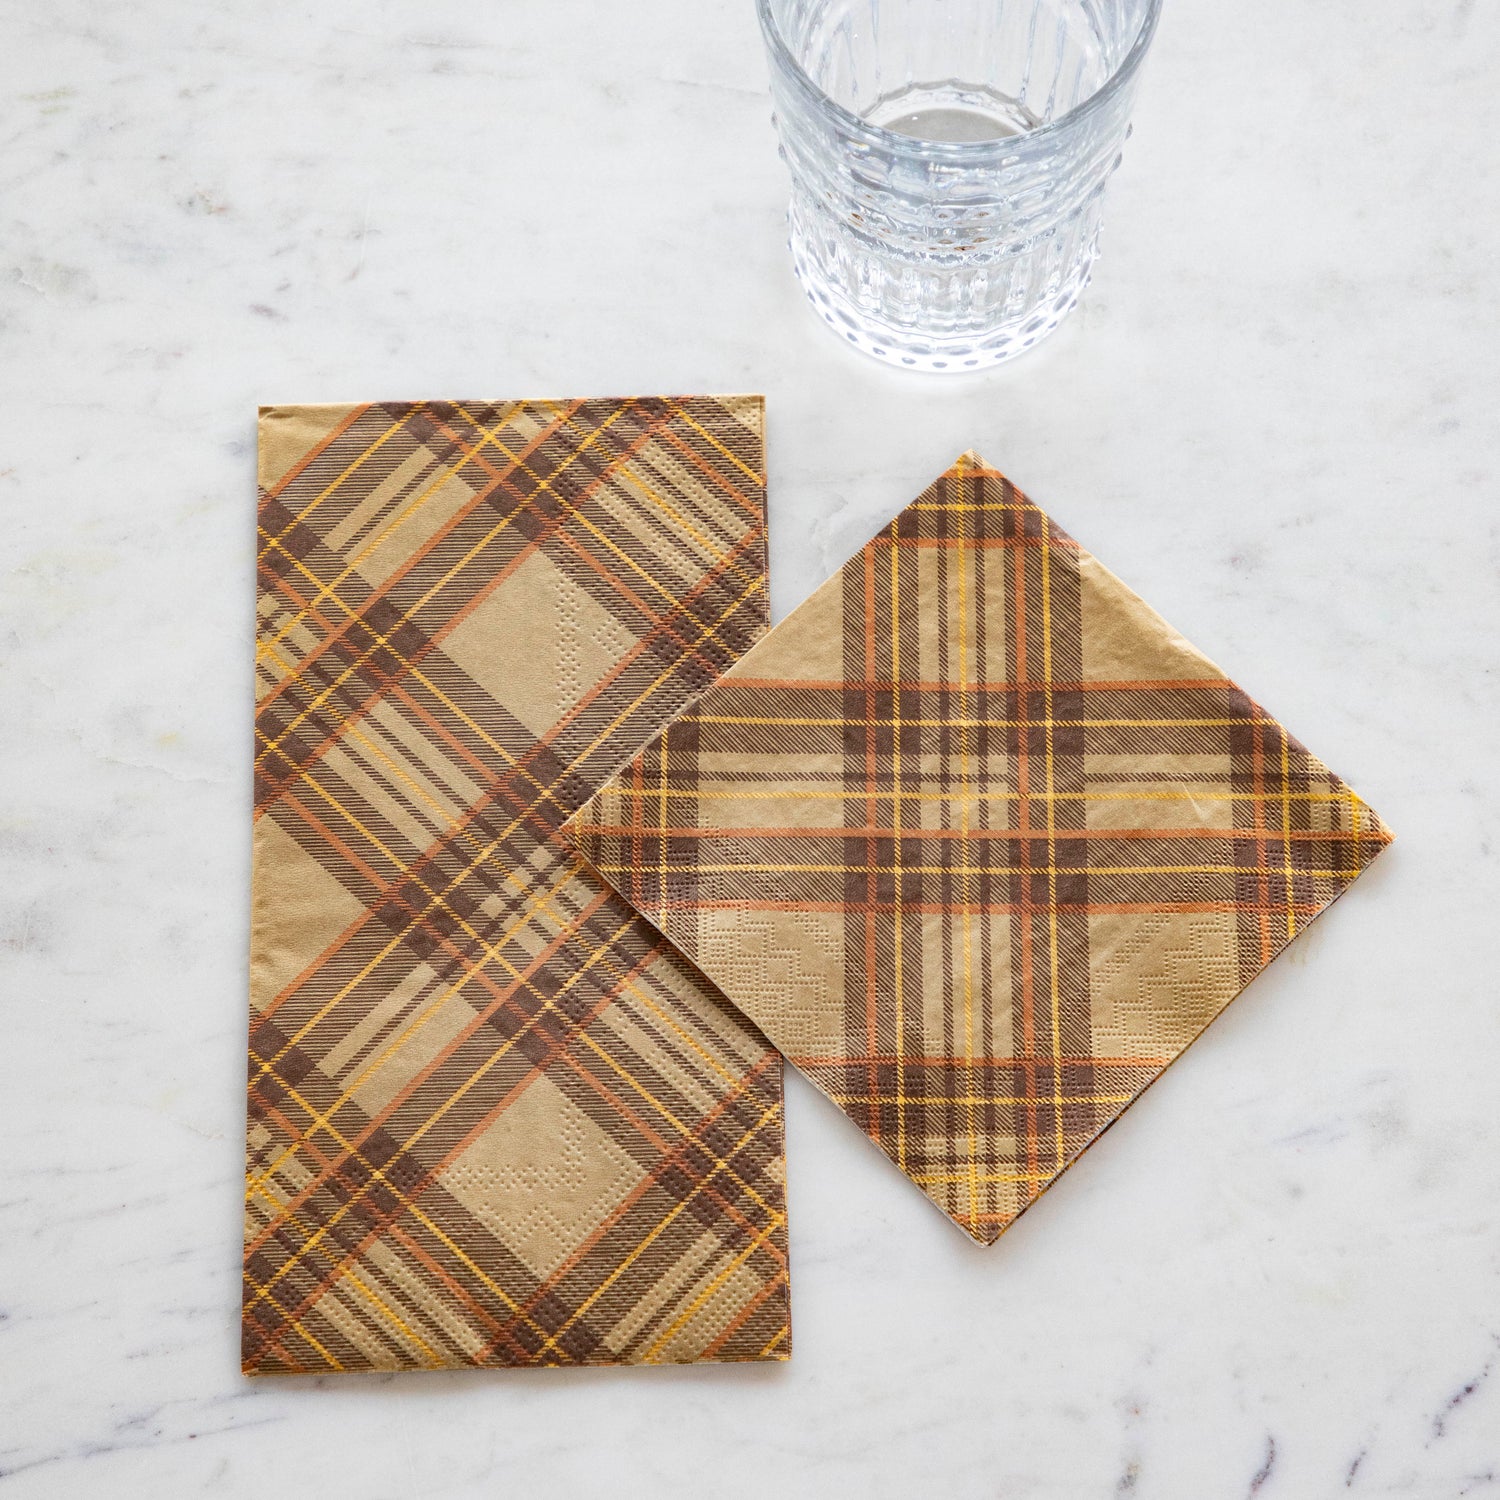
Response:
568,452,1392,1245
245,397,790,1371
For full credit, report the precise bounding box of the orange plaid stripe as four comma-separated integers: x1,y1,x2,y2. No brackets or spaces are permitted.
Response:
245,398,789,1371
568,452,1391,1244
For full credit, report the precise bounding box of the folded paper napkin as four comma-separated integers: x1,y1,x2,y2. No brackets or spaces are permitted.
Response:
568,453,1392,1244
245,397,790,1371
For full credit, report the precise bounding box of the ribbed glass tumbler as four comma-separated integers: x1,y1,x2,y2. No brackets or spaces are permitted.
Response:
757,0,1163,370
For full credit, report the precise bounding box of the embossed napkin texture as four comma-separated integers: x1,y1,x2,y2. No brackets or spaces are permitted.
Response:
245,397,790,1372
569,452,1392,1246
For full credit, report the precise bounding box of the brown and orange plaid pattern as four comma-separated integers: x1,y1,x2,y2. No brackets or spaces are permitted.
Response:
245,398,790,1371
569,452,1392,1245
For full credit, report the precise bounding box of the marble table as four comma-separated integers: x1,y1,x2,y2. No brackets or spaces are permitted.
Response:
3,0,1497,1494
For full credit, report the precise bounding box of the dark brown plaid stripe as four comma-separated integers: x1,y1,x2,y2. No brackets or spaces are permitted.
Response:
246,398,789,1371
568,452,1392,1244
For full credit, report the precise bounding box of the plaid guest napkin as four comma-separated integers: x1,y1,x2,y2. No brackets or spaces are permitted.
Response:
245,398,790,1370
568,453,1392,1245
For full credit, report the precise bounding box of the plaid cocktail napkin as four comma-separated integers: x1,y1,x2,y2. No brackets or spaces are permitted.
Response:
244,398,790,1370
568,453,1392,1244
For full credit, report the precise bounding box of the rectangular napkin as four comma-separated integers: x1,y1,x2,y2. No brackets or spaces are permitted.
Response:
568,452,1392,1244
244,397,790,1370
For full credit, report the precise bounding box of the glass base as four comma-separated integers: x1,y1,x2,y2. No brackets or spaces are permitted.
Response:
788,220,1097,372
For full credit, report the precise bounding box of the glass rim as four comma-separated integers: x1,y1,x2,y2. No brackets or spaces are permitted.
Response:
755,0,1165,158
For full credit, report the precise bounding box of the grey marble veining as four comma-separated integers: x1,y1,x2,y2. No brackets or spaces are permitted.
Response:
2,0,1498,1495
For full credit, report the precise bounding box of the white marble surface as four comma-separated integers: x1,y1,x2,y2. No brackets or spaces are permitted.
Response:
3,0,1498,1493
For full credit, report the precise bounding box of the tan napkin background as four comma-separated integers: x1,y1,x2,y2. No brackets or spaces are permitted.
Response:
569,452,1392,1244
245,397,790,1371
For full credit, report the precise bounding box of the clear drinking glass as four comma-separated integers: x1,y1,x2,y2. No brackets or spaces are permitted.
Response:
757,0,1163,370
